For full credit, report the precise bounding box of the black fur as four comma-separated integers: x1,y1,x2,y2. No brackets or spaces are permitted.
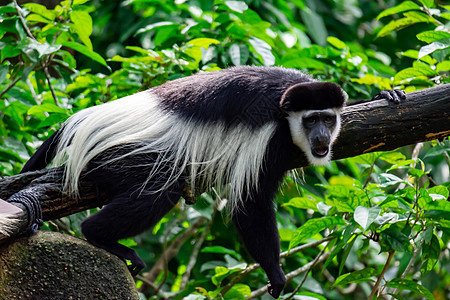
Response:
21,66,348,298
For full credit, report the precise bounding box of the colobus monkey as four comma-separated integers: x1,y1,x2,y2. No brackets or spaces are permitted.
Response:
19,66,405,298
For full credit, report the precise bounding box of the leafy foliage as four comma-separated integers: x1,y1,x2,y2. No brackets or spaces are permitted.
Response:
0,0,449,299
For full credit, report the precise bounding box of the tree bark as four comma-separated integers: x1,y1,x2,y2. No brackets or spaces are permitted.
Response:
0,84,449,240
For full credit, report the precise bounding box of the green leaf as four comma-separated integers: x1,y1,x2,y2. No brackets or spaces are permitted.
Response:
379,152,406,164
281,56,327,70
224,1,248,13
1,44,21,61
354,206,381,232
377,17,415,38
339,237,356,275
327,36,347,49
424,199,450,212
421,234,440,273
377,12,436,38
417,0,435,8
380,227,410,252
23,3,56,22
62,41,109,69
28,103,67,115
376,1,421,20
223,284,251,300
25,39,61,58
333,268,377,287
248,37,275,66
401,49,437,65
387,278,435,300
283,197,319,212
428,186,449,200
136,21,176,34
229,43,248,66
417,31,450,43
289,216,345,249
394,66,438,82
437,61,450,72
70,10,93,50
187,38,220,49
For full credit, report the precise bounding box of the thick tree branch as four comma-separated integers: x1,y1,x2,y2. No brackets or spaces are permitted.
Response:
0,84,449,240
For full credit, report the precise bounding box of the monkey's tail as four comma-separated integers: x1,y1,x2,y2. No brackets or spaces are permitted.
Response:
21,129,62,173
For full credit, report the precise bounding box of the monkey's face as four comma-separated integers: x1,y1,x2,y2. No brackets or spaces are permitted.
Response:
286,108,341,166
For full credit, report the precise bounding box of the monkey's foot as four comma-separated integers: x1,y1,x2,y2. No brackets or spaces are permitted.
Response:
267,280,285,299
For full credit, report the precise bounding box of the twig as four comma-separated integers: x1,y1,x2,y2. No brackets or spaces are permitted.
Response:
42,60,59,106
248,251,332,299
13,0,36,40
284,241,331,300
388,240,424,299
281,236,334,258
0,76,21,99
180,205,218,290
139,216,207,293
220,236,334,297
368,250,395,300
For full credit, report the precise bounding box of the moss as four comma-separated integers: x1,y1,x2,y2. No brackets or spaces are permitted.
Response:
0,231,139,299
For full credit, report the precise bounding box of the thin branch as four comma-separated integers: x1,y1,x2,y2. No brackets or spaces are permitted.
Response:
180,206,218,290
12,0,36,41
368,250,395,300
0,76,21,99
248,251,332,299
42,61,59,106
285,241,331,300
388,240,424,299
139,216,207,293
220,236,334,297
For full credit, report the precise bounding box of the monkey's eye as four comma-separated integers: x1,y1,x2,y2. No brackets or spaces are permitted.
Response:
303,117,317,127
324,116,336,125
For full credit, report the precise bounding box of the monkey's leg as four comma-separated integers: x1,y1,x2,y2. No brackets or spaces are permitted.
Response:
232,192,286,299
81,185,183,276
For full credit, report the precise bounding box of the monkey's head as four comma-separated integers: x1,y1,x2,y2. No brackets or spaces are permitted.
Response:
280,82,347,166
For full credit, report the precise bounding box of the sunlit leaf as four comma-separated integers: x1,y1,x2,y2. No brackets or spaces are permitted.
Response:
376,1,421,20
284,197,319,211
224,284,251,300
224,1,248,13
62,41,109,69
418,40,450,59
417,30,450,43
394,66,437,82
327,36,347,49
387,278,435,300
333,268,377,287
136,21,176,34
248,37,275,66
289,216,345,249
354,206,381,231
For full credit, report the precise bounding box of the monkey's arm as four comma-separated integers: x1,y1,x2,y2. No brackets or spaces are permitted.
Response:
232,191,286,299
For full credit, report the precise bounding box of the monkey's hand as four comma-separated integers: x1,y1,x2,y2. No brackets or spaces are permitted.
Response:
267,272,286,298
371,89,406,104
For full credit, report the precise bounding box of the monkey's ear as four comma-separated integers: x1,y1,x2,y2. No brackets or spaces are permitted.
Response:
280,82,346,112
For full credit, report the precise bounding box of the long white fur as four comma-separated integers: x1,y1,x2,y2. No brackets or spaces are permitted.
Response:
53,91,277,213
286,108,341,166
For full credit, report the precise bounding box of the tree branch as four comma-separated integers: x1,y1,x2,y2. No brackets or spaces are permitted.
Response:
0,84,449,240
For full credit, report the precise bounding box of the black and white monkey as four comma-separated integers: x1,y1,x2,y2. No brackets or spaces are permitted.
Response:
19,66,405,298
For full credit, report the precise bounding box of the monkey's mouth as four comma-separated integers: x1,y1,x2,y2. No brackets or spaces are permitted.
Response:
312,146,329,158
